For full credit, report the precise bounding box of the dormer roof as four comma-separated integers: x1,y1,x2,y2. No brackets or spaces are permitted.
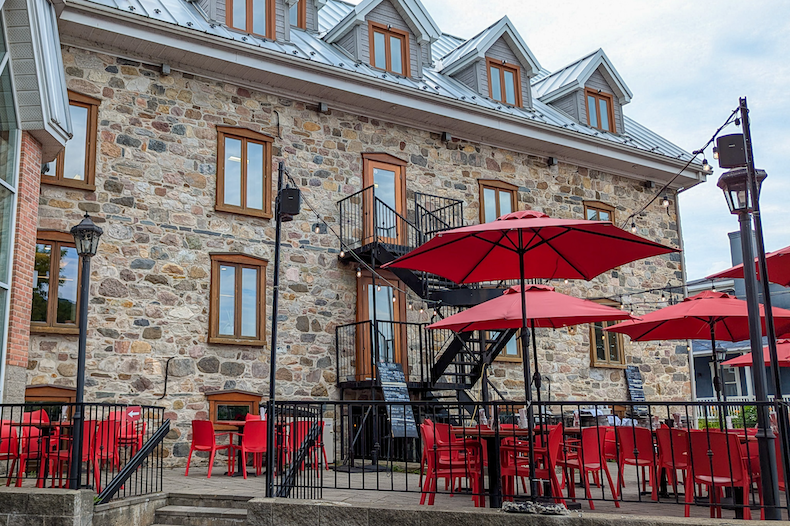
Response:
439,16,540,78
323,0,441,44
532,48,633,105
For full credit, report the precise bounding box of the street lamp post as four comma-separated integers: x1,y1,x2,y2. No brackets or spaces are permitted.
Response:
717,167,781,519
67,213,103,490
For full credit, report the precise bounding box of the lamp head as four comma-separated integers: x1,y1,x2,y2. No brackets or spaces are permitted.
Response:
717,167,767,214
70,213,103,257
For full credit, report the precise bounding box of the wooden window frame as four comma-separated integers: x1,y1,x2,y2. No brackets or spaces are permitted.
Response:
289,0,306,29
478,179,518,223
584,88,616,133
226,0,275,38
42,91,99,191
368,21,410,76
209,253,268,346
30,231,81,335
485,58,523,108
488,330,523,363
589,300,626,368
216,126,273,219
361,152,407,246
583,201,615,222
206,390,263,425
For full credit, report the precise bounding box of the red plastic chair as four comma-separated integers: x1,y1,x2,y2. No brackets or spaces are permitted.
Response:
656,427,690,495
287,420,328,474
184,420,232,478
616,426,659,500
14,410,54,488
419,420,483,506
0,424,19,487
686,430,762,520
48,420,97,489
244,413,261,422
229,420,267,478
92,420,121,492
500,423,565,504
557,427,620,510
109,410,147,454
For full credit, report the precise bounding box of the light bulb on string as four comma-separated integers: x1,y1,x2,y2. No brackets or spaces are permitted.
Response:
392,296,396,303
713,146,719,160
702,159,712,172
662,196,670,208
564,279,568,284
630,222,637,233
356,268,362,278
408,303,413,310
419,306,424,314
377,285,381,291
339,250,345,258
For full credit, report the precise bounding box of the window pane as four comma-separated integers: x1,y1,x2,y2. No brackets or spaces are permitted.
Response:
0,67,18,185
252,0,266,35
32,243,52,323
722,366,739,397
0,186,12,284
483,187,497,223
289,1,298,26
598,210,610,221
607,325,619,362
246,141,264,210
586,208,598,221
389,35,402,74
56,246,78,325
489,66,501,101
218,265,236,336
498,190,512,216
587,95,598,128
373,167,396,237
217,404,250,421
593,323,606,361
369,284,395,362
240,267,257,338
223,137,242,207
503,70,516,105
62,104,88,181
373,31,386,69
501,333,518,357
598,98,610,131
232,0,246,29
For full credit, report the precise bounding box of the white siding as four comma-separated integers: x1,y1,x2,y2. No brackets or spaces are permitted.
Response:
452,62,478,92
336,26,357,60
359,0,419,78
484,37,531,108
306,1,316,31
275,0,286,41
584,67,623,134
551,91,579,121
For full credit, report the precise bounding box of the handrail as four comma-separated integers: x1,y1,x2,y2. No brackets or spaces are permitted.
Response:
95,418,171,504
275,421,323,498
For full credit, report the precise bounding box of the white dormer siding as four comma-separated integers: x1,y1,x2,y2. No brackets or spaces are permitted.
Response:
551,91,579,121
198,0,221,24
335,26,359,60
479,37,531,108
360,0,421,78
582,67,624,134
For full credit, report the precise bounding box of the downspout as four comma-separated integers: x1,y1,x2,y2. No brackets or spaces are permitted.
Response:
675,186,695,401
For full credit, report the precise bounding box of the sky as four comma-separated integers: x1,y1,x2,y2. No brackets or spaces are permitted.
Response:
351,0,790,281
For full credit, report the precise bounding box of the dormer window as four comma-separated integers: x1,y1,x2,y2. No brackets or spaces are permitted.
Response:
289,0,306,29
369,22,409,76
486,58,522,107
227,0,274,38
585,88,615,133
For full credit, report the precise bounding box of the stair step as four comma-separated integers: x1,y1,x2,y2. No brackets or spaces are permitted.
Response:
167,493,253,509
154,505,247,526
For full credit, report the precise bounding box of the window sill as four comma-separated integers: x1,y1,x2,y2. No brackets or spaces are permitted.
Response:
41,177,96,192
30,325,80,336
215,204,272,220
209,336,265,347
495,356,523,363
590,362,627,369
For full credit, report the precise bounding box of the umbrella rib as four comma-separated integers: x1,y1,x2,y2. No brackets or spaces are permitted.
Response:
568,225,678,250
457,230,513,283
532,228,589,279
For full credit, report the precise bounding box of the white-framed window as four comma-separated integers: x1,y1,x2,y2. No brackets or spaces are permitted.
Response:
709,361,749,398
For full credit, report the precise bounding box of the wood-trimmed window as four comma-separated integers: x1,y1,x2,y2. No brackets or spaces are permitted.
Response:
369,21,410,76
30,231,81,335
585,89,616,133
362,152,407,245
479,179,518,223
209,253,268,346
583,201,615,222
226,0,275,38
206,390,263,424
488,331,522,363
216,126,273,219
486,58,522,107
42,91,99,191
289,0,306,28
590,300,626,368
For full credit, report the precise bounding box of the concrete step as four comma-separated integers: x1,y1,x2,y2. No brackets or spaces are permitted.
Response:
154,505,247,526
167,493,253,509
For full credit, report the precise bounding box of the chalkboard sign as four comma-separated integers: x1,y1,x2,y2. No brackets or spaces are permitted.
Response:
625,365,648,415
377,362,419,438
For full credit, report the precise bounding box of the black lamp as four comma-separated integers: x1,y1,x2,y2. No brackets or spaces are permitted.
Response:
717,167,767,214
70,213,104,256
715,346,728,365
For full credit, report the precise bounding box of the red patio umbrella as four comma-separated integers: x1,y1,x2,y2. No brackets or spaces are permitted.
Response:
706,244,790,287
722,340,790,368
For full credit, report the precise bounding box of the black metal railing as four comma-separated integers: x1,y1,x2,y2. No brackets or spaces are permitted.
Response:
274,399,790,519
0,402,165,500
414,192,464,240
271,402,325,500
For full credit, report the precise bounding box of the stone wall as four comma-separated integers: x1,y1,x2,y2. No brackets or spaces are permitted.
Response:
27,45,689,464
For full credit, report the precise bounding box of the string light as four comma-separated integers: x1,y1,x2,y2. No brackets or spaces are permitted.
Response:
419,306,424,313
408,303,413,310
630,222,637,233
662,196,670,208
702,159,712,173
392,296,396,302
339,250,345,258
356,268,362,278
564,279,568,284
713,146,719,160
377,285,381,291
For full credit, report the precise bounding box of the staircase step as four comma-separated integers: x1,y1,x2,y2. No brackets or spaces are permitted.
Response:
154,505,247,526
167,493,253,509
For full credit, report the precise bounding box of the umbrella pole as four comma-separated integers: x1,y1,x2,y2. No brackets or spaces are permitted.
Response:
709,323,725,430
517,234,538,500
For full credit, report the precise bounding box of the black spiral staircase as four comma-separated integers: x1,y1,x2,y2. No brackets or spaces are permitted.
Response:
335,187,517,400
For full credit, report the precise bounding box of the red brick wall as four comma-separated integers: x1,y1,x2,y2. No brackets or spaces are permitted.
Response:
6,132,42,369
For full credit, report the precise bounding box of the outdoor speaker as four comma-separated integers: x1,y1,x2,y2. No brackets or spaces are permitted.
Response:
716,134,747,169
279,187,301,220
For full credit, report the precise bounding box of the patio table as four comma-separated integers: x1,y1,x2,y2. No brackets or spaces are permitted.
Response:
215,420,252,477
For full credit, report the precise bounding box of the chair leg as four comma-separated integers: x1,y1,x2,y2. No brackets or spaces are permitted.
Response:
420,473,432,505
603,464,620,508
684,478,693,517
583,469,595,510
207,449,216,479
15,458,26,487
241,450,248,480
185,447,194,476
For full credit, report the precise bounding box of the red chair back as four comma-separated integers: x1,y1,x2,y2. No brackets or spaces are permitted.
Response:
0,424,18,458
95,420,120,460
245,413,262,422
578,427,608,465
616,426,655,464
656,427,689,468
191,420,218,448
242,420,267,449
22,410,50,426
689,430,747,484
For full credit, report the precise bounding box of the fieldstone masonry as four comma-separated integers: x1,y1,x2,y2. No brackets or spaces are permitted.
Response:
27,46,690,464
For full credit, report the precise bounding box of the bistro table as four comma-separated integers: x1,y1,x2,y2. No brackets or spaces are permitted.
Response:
214,420,254,477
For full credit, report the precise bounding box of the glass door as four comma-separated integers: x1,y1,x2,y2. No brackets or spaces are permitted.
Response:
355,273,407,381
362,157,405,246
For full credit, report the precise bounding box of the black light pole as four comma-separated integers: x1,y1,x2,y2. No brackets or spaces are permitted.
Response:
68,213,103,490
717,167,781,519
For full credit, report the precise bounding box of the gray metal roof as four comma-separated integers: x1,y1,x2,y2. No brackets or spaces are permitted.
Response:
81,0,697,165
532,49,600,99
432,33,465,61
437,18,500,65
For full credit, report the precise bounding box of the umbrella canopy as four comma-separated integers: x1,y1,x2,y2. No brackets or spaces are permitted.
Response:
382,210,679,282
427,284,632,332
722,340,790,368
706,244,790,287
605,290,790,342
